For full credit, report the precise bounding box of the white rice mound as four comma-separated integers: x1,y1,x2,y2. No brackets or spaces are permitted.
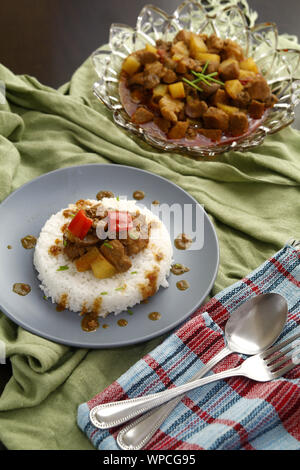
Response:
34,198,173,317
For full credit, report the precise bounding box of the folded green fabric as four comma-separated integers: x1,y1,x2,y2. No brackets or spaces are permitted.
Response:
0,30,300,449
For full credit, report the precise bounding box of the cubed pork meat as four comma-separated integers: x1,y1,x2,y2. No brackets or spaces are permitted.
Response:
222,39,244,61
206,34,224,52
100,239,132,273
168,121,189,139
229,112,249,136
203,106,229,131
162,69,178,84
132,107,154,124
248,100,265,119
185,96,208,118
218,59,240,81
245,76,271,102
136,50,158,65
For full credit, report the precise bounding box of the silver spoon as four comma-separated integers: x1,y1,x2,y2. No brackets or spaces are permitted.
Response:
89,293,288,449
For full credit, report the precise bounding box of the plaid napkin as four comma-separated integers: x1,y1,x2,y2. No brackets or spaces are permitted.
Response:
77,241,300,450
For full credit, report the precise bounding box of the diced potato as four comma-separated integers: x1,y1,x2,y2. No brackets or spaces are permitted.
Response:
168,82,185,99
240,57,259,74
153,84,168,98
91,253,117,279
239,69,256,80
190,34,208,59
122,55,141,76
217,103,240,115
172,54,184,62
75,247,100,272
196,53,220,65
225,79,244,99
145,43,157,54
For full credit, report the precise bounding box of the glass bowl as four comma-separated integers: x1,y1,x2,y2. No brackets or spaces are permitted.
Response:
92,0,300,157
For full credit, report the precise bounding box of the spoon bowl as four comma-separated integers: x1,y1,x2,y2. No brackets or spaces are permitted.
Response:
225,293,288,355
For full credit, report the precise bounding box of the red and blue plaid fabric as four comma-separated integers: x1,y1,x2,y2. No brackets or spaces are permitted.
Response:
77,241,300,450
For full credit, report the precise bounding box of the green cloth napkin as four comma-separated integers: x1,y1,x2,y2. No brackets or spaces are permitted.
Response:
0,29,300,449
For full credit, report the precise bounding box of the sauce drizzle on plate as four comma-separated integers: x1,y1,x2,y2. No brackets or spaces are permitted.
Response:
174,233,193,250
176,280,190,291
133,190,145,201
21,235,37,250
13,283,31,296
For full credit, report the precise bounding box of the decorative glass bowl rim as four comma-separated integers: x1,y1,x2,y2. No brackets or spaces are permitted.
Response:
92,1,300,157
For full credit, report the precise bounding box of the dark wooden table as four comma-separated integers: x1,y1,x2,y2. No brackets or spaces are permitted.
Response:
0,0,299,450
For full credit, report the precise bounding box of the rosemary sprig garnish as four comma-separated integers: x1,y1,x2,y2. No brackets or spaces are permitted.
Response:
183,61,224,92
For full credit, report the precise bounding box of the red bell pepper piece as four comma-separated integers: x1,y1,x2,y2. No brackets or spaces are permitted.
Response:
108,211,133,233
68,210,93,240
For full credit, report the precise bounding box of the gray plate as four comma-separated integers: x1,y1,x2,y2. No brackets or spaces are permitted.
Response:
0,164,219,348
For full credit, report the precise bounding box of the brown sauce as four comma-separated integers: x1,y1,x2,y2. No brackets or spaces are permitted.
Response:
171,263,190,275
81,312,100,332
176,280,190,291
63,209,76,218
117,319,128,327
133,190,145,201
60,223,69,233
96,190,115,201
152,200,160,205
56,293,68,312
148,311,161,321
48,245,62,257
21,235,37,250
80,303,88,316
13,283,31,296
7,245,12,250
75,199,92,209
139,267,159,300
174,233,193,250
102,324,109,329
155,252,164,262
92,297,103,315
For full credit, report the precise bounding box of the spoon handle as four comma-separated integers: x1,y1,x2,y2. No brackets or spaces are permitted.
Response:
90,346,232,435
116,345,232,450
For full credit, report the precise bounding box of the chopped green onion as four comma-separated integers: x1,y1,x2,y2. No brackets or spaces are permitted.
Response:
174,263,182,268
182,77,203,92
202,60,209,74
103,241,113,249
127,309,134,315
116,196,120,201
43,295,47,300
63,239,67,247
206,76,224,86
115,286,125,291
100,292,108,295
57,265,69,271
190,68,225,88
130,271,137,274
